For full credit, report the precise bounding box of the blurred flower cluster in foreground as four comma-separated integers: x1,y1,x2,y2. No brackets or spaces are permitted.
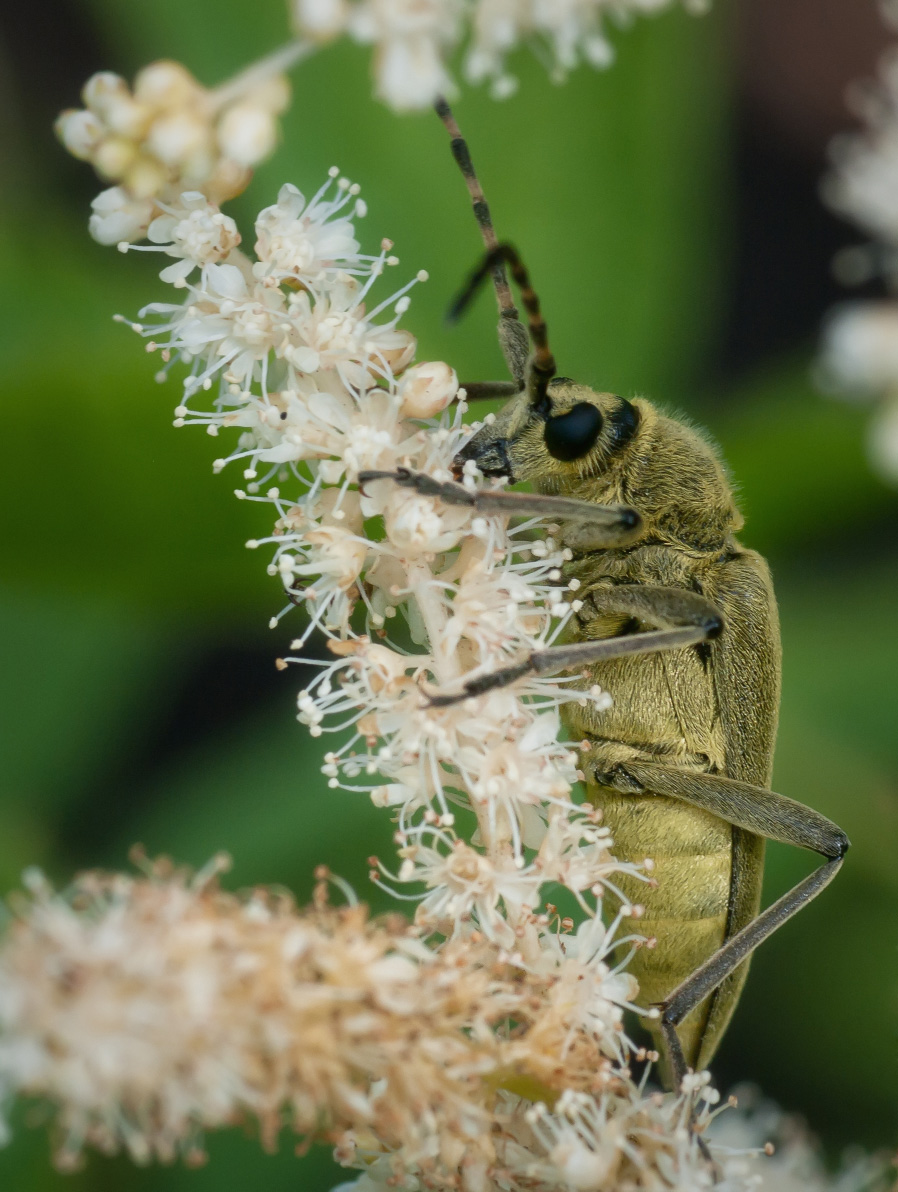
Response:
0,861,887,1192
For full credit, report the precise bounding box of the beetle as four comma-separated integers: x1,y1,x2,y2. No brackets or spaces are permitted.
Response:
361,99,849,1090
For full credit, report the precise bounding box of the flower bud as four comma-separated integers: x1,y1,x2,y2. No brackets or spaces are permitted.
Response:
55,109,103,159
375,329,417,378
147,112,208,167
104,95,152,139
217,104,278,167
93,135,138,180
398,361,458,418
88,187,154,245
133,60,202,109
291,0,348,41
82,71,130,118
123,156,169,201
204,158,253,205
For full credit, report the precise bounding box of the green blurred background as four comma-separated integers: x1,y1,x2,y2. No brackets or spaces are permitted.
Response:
1,0,897,1186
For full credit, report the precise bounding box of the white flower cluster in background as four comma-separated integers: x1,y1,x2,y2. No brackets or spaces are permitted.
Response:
56,0,714,245
819,1,898,481
291,0,710,109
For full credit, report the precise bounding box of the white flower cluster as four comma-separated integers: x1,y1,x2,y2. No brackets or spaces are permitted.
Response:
117,164,640,963
335,1079,730,1192
44,31,771,1191
819,3,898,480
42,21,884,1192
9,864,883,1192
56,47,302,244
290,0,711,110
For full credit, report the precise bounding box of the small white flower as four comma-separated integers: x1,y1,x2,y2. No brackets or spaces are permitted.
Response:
89,186,155,245
128,192,243,284
254,177,363,282
382,826,545,943
292,0,350,41
217,101,278,168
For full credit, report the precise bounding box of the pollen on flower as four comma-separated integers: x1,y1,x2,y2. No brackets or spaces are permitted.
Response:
153,212,622,850
0,858,760,1188
0,861,511,1170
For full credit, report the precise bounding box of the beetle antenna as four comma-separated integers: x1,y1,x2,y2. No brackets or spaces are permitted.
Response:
433,96,518,322
448,243,556,416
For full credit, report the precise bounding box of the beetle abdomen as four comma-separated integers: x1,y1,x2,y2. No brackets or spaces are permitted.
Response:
589,785,732,1071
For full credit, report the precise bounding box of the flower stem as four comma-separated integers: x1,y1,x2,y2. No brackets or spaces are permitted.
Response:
211,40,313,110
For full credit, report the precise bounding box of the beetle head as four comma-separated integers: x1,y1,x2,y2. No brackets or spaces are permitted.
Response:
455,379,640,485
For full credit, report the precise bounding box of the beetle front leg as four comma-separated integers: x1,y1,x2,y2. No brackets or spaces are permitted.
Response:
358,467,641,544
459,381,521,401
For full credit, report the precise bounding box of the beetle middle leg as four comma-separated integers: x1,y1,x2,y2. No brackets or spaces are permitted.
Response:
418,584,723,706
596,759,849,1090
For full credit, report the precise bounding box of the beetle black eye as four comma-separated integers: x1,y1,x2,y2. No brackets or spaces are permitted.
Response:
544,403,604,461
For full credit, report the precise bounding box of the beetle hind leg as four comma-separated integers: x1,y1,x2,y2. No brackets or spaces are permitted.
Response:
601,761,848,1089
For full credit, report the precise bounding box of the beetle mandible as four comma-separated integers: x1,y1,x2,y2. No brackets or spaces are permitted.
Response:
363,99,849,1089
